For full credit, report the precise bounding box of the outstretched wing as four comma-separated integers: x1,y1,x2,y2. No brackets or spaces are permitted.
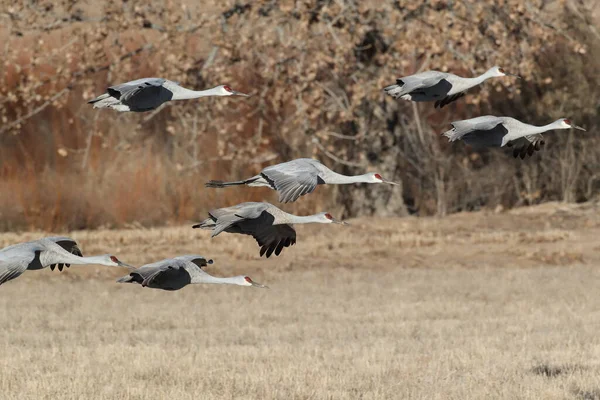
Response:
384,71,448,99
508,134,545,159
208,202,270,236
443,116,506,143
398,71,447,92
140,263,189,288
231,211,297,258
434,92,466,109
107,78,167,103
118,259,190,289
252,223,297,258
0,256,33,286
262,161,320,203
46,237,83,272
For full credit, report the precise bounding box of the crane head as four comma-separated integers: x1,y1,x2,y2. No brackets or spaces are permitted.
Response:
560,118,586,131
241,276,268,288
490,66,520,79
107,255,133,268
321,212,349,225
216,85,250,97
370,173,399,185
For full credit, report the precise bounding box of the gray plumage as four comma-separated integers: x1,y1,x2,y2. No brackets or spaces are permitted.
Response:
117,255,267,291
443,116,586,159
205,158,397,203
88,78,249,112
0,237,130,286
383,66,519,108
192,202,347,258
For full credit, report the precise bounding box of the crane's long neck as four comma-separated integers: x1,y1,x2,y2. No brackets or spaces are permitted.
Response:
191,273,241,285
172,87,222,100
513,121,563,139
460,69,496,88
322,171,371,184
276,212,324,225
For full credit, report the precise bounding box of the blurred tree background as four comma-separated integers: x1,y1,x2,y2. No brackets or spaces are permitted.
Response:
0,0,598,231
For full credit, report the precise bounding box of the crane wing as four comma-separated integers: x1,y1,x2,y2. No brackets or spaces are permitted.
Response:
216,210,297,257
0,256,34,286
434,92,466,109
118,258,188,287
384,71,448,99
508,134,545,159
107,78,167,103
46,237,83,271
262,162,320,203
140,263,189,288
207,202,270,237
443,116,506,142
399,71,447,90
186,257,211,269
242,219,297,258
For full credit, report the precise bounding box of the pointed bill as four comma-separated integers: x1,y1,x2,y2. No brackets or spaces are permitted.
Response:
117,260,134,269
232,90,250,97
331,217,349,226
251,281,269,289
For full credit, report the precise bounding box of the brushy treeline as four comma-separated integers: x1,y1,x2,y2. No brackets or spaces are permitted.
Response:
0,0,598,231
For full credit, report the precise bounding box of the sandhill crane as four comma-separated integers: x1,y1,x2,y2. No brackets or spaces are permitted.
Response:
117,255,267,291
88,78,249,112
193,202,348,258
442,116,586,158
0,237,131,286
383,66,519,108
205,158,398,203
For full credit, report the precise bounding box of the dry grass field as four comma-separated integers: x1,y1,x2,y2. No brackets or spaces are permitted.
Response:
1,201,600,399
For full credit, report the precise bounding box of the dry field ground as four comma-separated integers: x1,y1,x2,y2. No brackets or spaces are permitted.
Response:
1,201,600,399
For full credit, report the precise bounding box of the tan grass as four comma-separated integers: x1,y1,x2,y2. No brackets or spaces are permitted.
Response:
1,202,600,399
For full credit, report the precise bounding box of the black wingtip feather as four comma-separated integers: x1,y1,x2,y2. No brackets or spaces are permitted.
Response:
205,180,226,188
266,245,275,258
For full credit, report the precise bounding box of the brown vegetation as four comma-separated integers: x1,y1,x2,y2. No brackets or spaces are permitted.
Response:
0,1,599,231
1,202,600,399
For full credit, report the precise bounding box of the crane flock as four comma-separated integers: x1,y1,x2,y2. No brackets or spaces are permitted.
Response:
0,64,587,290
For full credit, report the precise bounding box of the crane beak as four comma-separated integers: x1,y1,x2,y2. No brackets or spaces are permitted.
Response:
505,72,521,79
573,124,586,131
383,179,399,186
117,261,134,268
250,281,269,289
331,218,350,226
232,90,250,97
